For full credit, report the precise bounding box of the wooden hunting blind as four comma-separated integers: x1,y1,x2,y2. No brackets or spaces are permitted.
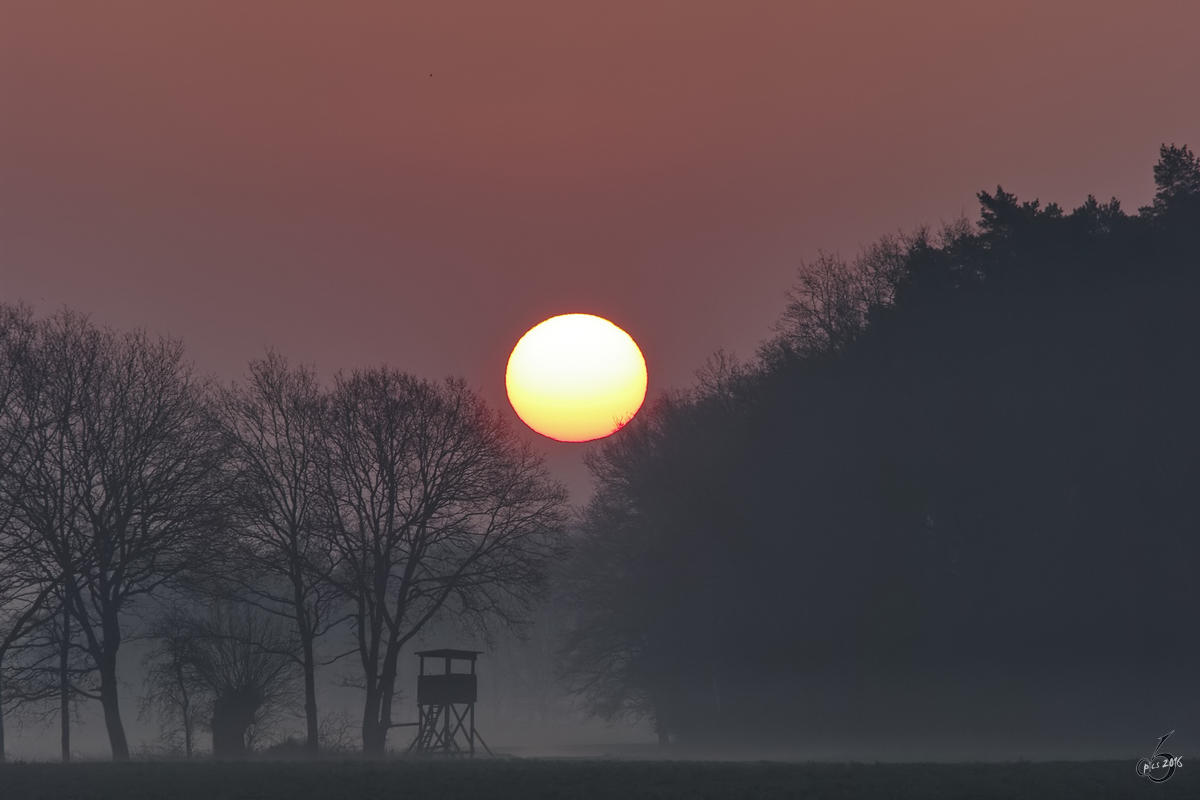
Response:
408,648,489,757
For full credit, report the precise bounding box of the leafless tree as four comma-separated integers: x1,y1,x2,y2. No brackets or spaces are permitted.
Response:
693,349,752,411
320,369,568,756
0,581,56,762
1,310,228,760
214,351,343,756
143,602,301,759
0,303,50,762
0,307,99,761
766,233,908,360
139,606,203,758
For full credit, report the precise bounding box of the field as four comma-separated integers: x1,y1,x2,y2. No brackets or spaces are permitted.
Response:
0,758,1190,800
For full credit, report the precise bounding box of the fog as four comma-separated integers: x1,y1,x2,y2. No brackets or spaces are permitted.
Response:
3,149,1199,767
10,605,1195,763
1,608,656,762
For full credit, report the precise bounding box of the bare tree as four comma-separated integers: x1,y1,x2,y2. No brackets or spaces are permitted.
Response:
320,370,567,756
215,351,342,756
693,349,752,411
0,521,61,764
141,602,302,758
2,311,228,760
143,602,301,759
37,590,96,763
0,309,101,761
0,302,50,762
0,580,56,762
139,606,203,758
766,233,908,360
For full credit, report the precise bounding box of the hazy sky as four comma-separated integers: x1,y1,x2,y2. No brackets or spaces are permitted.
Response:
3,1,1198,498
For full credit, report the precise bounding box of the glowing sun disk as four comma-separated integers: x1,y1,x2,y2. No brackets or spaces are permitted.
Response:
505,314,648,442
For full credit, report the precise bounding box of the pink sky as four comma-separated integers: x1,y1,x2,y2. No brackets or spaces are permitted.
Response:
3,1,1198,498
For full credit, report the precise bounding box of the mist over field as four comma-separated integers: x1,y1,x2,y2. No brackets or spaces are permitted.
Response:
3,146,1199,770
3,9,1200,797
0,618,656,763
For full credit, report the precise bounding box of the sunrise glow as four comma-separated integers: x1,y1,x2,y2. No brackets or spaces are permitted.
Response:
505,314,648,443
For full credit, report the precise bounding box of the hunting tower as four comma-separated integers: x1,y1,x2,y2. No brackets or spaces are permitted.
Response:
408,649,489,757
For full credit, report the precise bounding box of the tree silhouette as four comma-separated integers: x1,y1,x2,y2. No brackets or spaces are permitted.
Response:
1143,143,1200,217
0,312,228,760
561,144,1200,748
214,351,343,756
139,606,203,758
0,303,54,762
142,603,301,758
320,370,567,756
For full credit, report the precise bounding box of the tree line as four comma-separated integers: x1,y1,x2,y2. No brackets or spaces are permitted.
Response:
0,319,568,761
4,144,1196,760
559,145,1200,748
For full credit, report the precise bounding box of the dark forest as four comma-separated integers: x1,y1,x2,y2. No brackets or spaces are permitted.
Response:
560,144,1200,754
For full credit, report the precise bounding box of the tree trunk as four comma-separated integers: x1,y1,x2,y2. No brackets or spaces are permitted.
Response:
295,596,319,756
60,603,70,763
651,687,671,746
360,639,385,758
97,655,130,761
361,638,404,758
212,688,259,759
378,657,398,740
360,672,393,758
0,675,6,763
302,643,318,756
361,698,386,758
180,676,193,759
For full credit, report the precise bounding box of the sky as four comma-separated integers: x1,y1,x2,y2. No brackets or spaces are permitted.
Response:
3,0,1199,500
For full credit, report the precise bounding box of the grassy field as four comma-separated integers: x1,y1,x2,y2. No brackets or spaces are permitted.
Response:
0,758,1189,800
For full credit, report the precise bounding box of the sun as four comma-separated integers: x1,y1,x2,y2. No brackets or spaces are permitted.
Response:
505,314,648,443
